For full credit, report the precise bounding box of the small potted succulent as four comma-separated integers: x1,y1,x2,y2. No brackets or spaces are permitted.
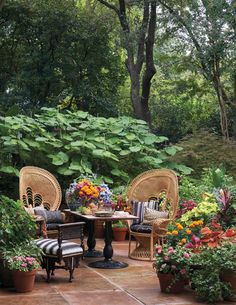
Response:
112,220,128,241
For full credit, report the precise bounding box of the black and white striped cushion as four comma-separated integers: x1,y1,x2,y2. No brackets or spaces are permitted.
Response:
131,201,159,224
36,239,83,256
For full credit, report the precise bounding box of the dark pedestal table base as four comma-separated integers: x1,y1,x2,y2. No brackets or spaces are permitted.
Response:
88,220,129,269
88,259,128,269
84,249,103,258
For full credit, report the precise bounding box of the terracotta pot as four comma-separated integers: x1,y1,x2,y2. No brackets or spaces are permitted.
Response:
157,272,185,293
112,227,127,241
12,269,37,293
221,270,236,294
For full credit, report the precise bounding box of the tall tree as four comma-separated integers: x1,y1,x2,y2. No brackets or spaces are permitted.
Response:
158,0,236,139
97,0,157,125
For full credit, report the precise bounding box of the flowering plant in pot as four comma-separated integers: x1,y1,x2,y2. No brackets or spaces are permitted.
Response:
153,244,192,293
3,241,42,293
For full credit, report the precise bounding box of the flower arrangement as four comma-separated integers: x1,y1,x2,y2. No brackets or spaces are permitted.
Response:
66,177,114,213
7,256,41,272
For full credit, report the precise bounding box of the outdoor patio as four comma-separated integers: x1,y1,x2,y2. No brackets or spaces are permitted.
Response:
0,239,230,305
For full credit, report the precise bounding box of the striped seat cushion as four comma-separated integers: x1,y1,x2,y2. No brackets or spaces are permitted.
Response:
131,201,159,224
36,239,83,256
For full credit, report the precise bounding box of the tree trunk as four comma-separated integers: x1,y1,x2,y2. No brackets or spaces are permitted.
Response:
98,0,157,126
212,78,229,140
0,0,5,10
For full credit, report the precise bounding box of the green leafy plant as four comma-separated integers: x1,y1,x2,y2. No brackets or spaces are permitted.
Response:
0,196,37,252
189,243,236,302
0,108,191,195
112,220,128,229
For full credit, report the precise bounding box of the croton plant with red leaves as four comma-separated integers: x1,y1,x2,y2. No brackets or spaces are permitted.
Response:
200,220,236,248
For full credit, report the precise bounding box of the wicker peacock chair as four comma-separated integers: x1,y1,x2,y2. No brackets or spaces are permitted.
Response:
127,169,179,261
19,166,62,211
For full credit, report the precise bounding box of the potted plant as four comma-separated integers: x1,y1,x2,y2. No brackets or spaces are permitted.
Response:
189,242,236,302
112,220,128,241
4,241,42,293
153,244,192,293
0,195,38,287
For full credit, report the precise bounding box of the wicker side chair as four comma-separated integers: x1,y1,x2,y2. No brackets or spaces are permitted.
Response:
36,222,85,282
127,169,179,261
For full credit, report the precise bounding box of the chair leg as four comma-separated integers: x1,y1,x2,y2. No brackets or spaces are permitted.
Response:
69,268,74,282
128,233,131,257
150,235,154,261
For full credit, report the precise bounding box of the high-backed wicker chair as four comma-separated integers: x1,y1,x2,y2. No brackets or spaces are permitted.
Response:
20,166,62,211
20,166,64,237
127,169,179,261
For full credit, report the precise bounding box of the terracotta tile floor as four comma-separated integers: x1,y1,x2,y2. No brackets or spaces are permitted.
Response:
0,239,231,305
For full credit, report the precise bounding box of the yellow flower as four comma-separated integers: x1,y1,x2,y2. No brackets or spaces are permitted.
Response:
172,230,178,235
166,232,172,235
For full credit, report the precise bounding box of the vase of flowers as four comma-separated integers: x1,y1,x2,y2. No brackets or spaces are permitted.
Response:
65,178,100,212
66,177,114,214
153,244,192,293
7,255,41,292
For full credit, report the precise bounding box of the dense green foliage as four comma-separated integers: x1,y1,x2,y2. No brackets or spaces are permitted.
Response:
171,131,236,180
0,195,37,251
0,0,125,116
0,108,191,196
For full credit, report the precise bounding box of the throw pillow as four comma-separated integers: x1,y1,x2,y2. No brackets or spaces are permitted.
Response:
142,207,168,225
45,210,64,224
131,201,160,224
34,206,48,221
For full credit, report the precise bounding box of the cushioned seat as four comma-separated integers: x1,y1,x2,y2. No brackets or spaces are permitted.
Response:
130,224,152,233
36,239,83,257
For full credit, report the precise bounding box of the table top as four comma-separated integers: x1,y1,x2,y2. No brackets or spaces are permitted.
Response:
65,210,138,221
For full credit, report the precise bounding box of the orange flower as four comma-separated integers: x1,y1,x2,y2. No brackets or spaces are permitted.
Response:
181,238,187,243
166,232,172,235
186,229,192,235
172,230,178,235
176,223,184,230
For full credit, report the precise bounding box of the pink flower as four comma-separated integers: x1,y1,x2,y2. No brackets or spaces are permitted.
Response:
164,256,169,261
185,242,193,248
21,263,27,267
191,235,200,244
180,268,186,275
168,248,175,254
183,252,190,259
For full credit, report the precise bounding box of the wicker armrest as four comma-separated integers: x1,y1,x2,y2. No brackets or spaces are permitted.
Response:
152,218,170,235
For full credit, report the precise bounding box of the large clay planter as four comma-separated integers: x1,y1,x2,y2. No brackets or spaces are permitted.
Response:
113,227,127,241
157,272,185,293
12,269,37,293
221,270,236,294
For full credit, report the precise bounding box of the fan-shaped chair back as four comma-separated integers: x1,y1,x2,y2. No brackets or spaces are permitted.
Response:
127,169,179,219
19,166,62,211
